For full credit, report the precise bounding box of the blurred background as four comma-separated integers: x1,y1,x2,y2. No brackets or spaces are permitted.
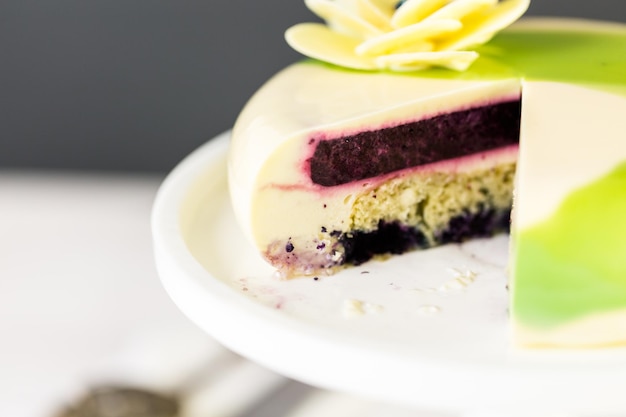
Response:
2,0,625,172
1,1,625,417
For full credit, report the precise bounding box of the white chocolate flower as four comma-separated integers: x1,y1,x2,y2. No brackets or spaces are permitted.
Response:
286,0,530,71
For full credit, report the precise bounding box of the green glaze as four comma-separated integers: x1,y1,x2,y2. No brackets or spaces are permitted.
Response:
512,162,626,328
417,26,626,96
309,22,626,96
477,28,626,96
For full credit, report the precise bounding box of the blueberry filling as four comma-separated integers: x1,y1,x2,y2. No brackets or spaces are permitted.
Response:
337,207,511,266
308,100,521,187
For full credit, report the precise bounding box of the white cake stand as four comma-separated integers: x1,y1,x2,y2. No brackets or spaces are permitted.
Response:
152,132,626,417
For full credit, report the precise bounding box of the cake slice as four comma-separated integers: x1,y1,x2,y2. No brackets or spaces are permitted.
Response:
228,0,532,277
228,64,521,277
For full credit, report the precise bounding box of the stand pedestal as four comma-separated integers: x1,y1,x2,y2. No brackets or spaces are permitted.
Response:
153,132,626,417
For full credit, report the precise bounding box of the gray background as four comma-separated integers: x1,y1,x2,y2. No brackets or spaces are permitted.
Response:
2,1,625,173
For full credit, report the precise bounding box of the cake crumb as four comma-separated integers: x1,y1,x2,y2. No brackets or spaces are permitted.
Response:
439,268,477,293
418,305,441,316
273,269,287,280
342,299,384,318
413,287,437,294
330,250,343,262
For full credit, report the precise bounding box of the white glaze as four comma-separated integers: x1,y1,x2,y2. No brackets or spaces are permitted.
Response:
513,309,626,347
514,81,626,229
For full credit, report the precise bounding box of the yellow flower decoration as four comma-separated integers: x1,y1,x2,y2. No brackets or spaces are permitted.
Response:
286,0,530,71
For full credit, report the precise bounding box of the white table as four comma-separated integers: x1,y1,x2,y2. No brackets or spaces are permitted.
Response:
0,172,194,415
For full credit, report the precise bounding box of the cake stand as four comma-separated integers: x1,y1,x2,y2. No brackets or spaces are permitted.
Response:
152,132,626,417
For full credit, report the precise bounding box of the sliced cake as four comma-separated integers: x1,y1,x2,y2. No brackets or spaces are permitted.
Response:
227,0,626,347
229,66,521,277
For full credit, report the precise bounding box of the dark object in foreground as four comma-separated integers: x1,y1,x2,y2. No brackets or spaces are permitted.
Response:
55,386,179,417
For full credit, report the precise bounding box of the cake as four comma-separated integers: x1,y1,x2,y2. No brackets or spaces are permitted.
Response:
230,66,521,275
227,0,626,347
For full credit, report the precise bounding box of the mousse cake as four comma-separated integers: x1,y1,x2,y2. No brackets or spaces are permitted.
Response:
227,0,626,347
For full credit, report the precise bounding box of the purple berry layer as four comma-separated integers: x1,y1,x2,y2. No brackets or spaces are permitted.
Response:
339,206,511,266
308,100,521,187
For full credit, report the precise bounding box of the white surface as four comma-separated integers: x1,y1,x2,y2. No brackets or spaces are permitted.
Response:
0,171,208,416
153,132,626,416
0,169,447,417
